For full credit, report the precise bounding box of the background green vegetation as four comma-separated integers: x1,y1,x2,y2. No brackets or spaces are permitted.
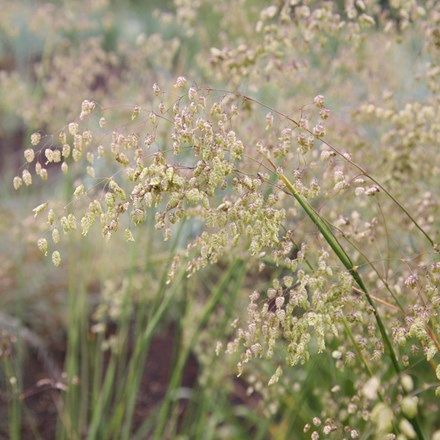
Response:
0,1,439,439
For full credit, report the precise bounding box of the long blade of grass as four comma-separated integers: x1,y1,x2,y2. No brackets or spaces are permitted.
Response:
152,259,245,439
276,170,426,440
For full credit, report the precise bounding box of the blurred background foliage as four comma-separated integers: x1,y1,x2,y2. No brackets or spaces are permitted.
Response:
0,0,439,439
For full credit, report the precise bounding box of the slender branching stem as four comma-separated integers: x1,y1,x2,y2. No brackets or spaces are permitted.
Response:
273,166,426,440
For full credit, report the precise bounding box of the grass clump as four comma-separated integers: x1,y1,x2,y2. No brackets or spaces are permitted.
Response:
1,0,440,438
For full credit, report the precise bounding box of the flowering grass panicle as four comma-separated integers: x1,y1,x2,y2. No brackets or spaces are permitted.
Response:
3,0,440,438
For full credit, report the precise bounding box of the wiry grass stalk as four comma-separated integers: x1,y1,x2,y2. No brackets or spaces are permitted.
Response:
327,218,440,365
117,223,186,439
152,259,245,439
275,169,426,440
87,224,185,440
3,356,21,440
206,87,436,248
295,235,388,405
